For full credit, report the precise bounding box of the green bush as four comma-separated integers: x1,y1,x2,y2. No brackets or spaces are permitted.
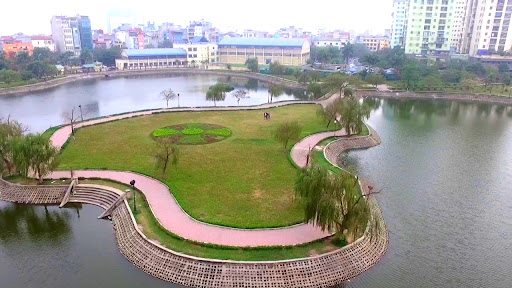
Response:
206,128,232,137
153,128,180,137
182,128,204,135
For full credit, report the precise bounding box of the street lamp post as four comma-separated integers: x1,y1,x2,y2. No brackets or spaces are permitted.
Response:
78,105,83,121
177,93,180,108
130,179,136,212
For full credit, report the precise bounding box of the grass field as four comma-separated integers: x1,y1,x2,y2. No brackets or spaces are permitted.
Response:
58,104,334,228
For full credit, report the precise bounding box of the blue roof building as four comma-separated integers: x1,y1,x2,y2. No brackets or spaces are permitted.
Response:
116,48,189,70
218,37,307,48
217,37,310,66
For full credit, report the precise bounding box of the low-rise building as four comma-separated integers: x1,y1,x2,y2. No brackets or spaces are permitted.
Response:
313,37,349,48
0,36,15,50
173,41,218,65
3,42,34,58
359,36,390,51
115,48,188,70
218,37,310,66
31,36,56,52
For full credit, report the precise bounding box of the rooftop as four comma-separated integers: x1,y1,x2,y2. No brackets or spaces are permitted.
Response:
122,48,187,58
31,35,53,41
218,37,307,48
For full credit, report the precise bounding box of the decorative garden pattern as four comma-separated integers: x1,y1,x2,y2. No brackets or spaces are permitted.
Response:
152,123,232,145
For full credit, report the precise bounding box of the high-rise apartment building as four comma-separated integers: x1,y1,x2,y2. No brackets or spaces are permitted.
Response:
391,0,409,48
77,15,93,51
450,0,468,53
404,0,459,55
462,0,512,56
51,16,82,55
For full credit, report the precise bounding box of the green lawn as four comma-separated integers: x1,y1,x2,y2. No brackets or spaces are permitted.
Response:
58,104,334,228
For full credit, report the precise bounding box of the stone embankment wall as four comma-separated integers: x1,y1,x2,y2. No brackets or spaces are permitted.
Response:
0,69,304,96
356,90,512,105
0,178,67,204
324,126,381,164
113,199,388,288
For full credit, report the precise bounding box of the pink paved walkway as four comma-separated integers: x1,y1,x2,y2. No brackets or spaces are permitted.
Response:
49,96,341,247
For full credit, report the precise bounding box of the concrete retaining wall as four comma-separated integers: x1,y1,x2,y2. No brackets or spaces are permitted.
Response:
357,90,512,105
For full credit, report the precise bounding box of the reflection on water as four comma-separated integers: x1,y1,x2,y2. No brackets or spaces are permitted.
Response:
0,202,174,288
344,99,512,288
0,74,305,133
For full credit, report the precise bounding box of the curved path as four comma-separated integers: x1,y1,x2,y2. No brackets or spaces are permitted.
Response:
49,96,345,247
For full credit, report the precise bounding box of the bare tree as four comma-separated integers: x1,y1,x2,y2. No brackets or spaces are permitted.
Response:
232,89,249,106
160,88,178,108
154,141,180,178
62,108,80,135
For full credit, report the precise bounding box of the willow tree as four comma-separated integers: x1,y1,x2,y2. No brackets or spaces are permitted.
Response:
232,89,249,106
273,121,302,149
268,83,284,103
0,117,26,176
11,133,59,183
206,83,232,106
295,164,379,243
317,98,341,128
324,74,360,98
339,97,371,135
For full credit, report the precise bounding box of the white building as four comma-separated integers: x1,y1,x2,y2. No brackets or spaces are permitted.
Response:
313,38,349,48
187,20,212,41
31,36,56,52
173,43,218,64
450,0,468,52
51,16,81,55
390,0,408,48
462,0,512,56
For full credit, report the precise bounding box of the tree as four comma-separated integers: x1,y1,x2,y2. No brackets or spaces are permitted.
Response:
273,121,302,149
154,141,180,178
419,75,443,90
33,47,55,63
401,61,421,90
363,54,379,68
0,51,8,70
160,88,178,108
12,134,59,183
269,61,285,78
14,52,32,71
268,82,284,103
343,88,353,97
339,97,371,135
27,61,47,79
465,62,487,77
93,47,121,67
324,74,357,97
295,164,379,242
307,82,324,99
442,69,463,83
245,57,259,72
0,117,26,176
317,98,341,128
206,83,231,106
366,74,385,88
61,108,80,135
226,64,232,70
498,63,510,74
80,49,94,64
232,89,249,106
0,69,21,86
59,51,75,66
342,43,354,64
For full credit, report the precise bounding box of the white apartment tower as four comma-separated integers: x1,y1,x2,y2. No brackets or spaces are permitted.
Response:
51,16,81,55
450,0,468,52
391,0,409,48
462,0,512,56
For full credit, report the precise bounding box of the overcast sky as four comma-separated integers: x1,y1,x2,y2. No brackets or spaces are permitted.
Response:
1,0,393,36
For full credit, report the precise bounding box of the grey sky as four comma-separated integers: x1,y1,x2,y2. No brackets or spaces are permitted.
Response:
1,0,392,36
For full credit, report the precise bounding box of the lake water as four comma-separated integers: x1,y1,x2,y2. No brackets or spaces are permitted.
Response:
345,99,512,288
0,74,305,133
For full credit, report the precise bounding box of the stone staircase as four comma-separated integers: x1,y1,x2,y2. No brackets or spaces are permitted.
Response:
69,184,122,210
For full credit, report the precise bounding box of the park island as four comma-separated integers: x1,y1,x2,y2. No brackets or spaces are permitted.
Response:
0,74,388,287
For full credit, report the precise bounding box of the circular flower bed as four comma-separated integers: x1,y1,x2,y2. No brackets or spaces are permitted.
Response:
152,123,232,145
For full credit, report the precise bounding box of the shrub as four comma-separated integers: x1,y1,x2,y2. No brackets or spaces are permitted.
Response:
153,128,180,137
182,128,204,135
206,128,232,137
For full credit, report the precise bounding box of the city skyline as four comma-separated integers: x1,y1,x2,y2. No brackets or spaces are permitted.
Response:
0,0,393,36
